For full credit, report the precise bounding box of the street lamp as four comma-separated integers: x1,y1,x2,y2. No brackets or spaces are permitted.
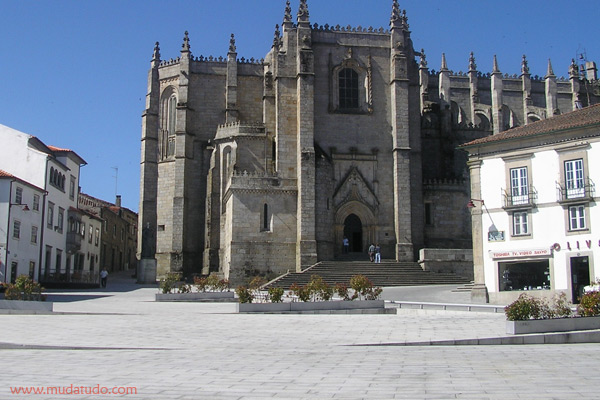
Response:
467,198,484,208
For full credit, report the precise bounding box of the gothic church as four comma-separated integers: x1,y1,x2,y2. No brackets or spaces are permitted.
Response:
139,0,599,284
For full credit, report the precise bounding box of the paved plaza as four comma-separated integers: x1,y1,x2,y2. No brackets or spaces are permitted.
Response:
1,272,600,399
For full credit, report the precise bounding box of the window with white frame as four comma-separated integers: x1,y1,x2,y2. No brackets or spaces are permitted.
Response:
565,159,585,199
13,220,21,239
31,226,38,244
569,205,586,231
47,202,54,228
57,208,64,232
15,186,23,204
510,167,528,205
513,211,529,236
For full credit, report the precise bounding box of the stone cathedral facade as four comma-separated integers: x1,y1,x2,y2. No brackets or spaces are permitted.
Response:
139,0,599,284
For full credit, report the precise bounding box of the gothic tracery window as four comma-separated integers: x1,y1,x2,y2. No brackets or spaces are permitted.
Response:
339,68,359,109
160,88,177,159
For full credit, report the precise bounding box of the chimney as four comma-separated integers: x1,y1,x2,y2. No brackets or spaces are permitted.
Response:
115,195,122,208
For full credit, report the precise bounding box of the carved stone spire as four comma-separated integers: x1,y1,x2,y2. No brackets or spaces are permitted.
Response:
569,58,579,79
419,48,427,68
440,53,448,71
545,58,555,78
152,42,161,63
521,54,530,75
181,31,190,52
273,24,281,49
297,0,309,25
283,0,292,23
401,9,409,30
492,55,500,74
390,0,401,28
229,33,236,54
468,52,477,72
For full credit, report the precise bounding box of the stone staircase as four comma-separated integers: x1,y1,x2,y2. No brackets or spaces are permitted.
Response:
265,260,471,289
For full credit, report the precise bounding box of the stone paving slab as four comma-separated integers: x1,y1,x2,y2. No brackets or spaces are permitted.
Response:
1,282,599,399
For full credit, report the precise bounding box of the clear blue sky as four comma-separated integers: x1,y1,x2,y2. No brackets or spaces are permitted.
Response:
1,0,598,211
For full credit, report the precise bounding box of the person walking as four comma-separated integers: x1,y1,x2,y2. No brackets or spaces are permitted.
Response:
100,268,109,288
343,237,349,254
368,243,375,262
374,244,381,263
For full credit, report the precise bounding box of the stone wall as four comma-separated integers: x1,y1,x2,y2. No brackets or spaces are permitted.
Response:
418,248,473,280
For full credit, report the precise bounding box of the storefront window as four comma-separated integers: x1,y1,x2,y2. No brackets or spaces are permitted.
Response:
499,260,550,291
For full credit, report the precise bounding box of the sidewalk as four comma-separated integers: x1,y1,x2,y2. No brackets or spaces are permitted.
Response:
2,273,600,399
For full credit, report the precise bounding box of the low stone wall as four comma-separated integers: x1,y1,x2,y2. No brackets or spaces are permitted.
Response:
418,248,473,280
238,299,385,313
507,316,600,334
0,299,53,313
155,292,235,302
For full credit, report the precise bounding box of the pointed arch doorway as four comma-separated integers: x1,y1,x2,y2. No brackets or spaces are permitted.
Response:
344,214,363,253
334,201,376,258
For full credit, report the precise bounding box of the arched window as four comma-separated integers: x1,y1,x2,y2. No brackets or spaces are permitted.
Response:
159,88,177,159
339,68,359,109
261,203,272,232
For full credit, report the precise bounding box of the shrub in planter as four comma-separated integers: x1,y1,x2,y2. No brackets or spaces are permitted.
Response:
551,292,573,318
160,273,180,294
236,285,254,303
504,293,553,321
350,274,382,301
307,275,333,301
178,283,192,294
334,283,351,301
289,283,311,302
268,287,284,303
4,275,45,301
578,291,600,317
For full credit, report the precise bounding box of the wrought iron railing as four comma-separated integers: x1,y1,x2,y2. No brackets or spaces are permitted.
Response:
557,178,595,203
502,186,538,209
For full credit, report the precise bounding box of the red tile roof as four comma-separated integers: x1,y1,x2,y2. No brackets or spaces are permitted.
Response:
0,169,17,178
47,145,73,152
462,103,600,147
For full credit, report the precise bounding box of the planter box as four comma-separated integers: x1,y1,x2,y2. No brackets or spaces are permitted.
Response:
0,299,53,312
507,316,600,334
237,300,384,313
155,291,235,302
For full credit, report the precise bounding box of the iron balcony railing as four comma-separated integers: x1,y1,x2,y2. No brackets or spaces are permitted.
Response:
502,185,538,209
557,178,595,203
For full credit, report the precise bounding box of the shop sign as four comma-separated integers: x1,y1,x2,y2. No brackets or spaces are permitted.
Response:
490,248,551,259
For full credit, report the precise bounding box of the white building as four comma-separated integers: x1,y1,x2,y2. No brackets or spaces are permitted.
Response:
463,104,600,304
0,171,45,282
0,124,86,284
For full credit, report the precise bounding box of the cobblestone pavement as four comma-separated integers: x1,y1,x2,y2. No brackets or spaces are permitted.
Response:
1,276,599,399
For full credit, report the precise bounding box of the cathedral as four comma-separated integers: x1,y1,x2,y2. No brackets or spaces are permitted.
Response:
138,0,599,284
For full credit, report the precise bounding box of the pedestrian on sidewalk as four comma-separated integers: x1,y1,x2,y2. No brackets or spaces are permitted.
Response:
100,268,109,288
368,243,375,262
374,244,381,263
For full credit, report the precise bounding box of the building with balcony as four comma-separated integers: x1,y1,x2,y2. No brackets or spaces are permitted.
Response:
462,103,600,304
0,124,87,285
0,171,45,282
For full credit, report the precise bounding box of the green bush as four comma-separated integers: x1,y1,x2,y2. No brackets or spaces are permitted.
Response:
4,275,45,301
334,283,351,301
578,291,600,317
504,293,553,321
178,283,192,294
194,275,230,292
550,292,573,318
236,285,254,303
289,282,311,302
159,273,180,294
307,275,333,301
268,287,284,303
349,274,382,301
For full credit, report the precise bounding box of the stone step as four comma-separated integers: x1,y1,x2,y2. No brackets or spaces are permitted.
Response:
265,260,471,289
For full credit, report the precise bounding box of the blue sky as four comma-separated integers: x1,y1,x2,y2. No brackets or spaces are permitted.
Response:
1,0,598,211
